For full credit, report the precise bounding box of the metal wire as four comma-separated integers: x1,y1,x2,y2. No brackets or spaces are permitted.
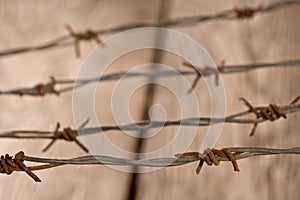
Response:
0,0,299,57
1,146,300,182
23,147,300,167
0,98,299,152
0,58,299,97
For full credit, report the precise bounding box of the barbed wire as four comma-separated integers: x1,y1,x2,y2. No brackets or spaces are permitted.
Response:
0,58,299,97
1,146,300,182
0,97,299,152
0,0,299,58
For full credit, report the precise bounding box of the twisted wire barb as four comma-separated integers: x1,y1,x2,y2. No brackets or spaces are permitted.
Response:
0,151,41,182
183,58,300,91
0,0,299,57
1,146,300,182
239,96,300,136
0,58,299,97
0,97,299,152
42,119,89,153
65,24,103,57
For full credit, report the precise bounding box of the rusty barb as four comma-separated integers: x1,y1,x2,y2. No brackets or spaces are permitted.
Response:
0,151,41,182
233,5,263,19
33,76,59,96
176,148,241,174
240,96,300,136
43,119,89,153
65,24,103,57
0,76,59,96
183,60,225,93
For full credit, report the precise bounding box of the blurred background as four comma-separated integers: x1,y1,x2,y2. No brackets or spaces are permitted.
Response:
0,0,299,199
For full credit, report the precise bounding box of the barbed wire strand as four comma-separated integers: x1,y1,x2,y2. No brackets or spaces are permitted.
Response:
0,0,299,57
1,146,300,182
0,58,299,97
0,97,299,152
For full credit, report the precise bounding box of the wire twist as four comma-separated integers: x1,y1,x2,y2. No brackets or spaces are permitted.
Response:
0,151,41,182
43,121,89,153
2,76,60,96
183,60,225,92
176,148,241,174
65,24,102,57
33,76,59,96
240,96,299,136
233,5,262,19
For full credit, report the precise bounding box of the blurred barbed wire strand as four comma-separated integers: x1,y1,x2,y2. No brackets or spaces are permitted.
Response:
0,0,299,57
0,58,299,97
